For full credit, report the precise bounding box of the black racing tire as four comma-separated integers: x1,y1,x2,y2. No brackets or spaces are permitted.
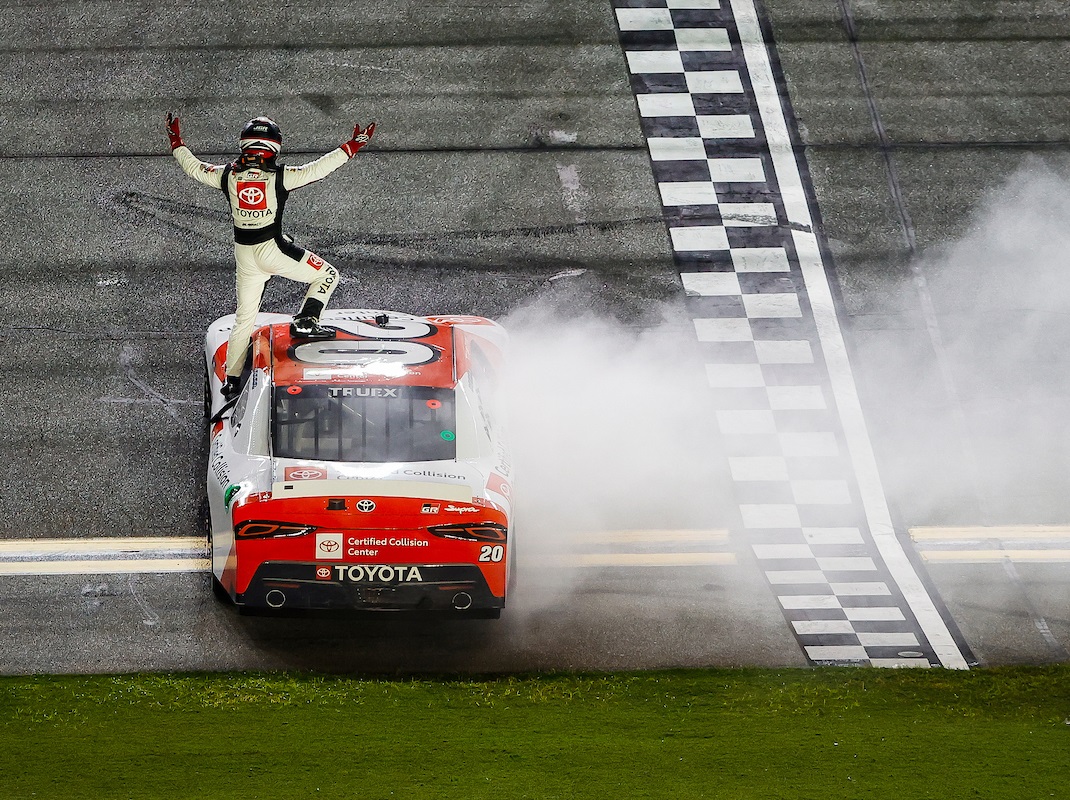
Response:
202,360,212,419
199,496,233,606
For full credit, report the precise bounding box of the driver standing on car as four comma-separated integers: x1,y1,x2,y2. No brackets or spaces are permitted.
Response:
166,114,375,399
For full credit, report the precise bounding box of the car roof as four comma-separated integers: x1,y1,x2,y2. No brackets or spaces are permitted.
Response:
254,314,481,389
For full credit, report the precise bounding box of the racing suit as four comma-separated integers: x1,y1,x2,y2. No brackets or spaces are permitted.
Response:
172,146,351,378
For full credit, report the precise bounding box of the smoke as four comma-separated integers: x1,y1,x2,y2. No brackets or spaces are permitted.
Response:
862,157,1070,523
499,297,734,610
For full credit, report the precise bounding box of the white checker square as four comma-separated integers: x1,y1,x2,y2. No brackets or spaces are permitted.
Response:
740,503,802,529
728,456,789,482
805,645,869,661
680,271,740,295
768,385,826,410
625,50,684,74
870,658,931,668
780,432,839,457
716,410,776,435
615,8,674,30
669,225,730,251
707,157,765,183
697,114,755,139
659,181,718,206
778,594,840,610
755,340,813,364
718,203,778,227
637,93,695,117
817,556,877,572
692,317,752,342
792,479,851,505
676,28,732,51
648,137,707,161
731,247,790,273
706,363,765,388
753,543,813,560
793,620,855,636
742,293,802,318
766,570,829,584
844,607,905,622
804,528,863,545
831,582,891,596
685,70,741,93
857,632,920,648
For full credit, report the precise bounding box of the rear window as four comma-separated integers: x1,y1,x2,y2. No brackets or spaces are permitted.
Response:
273,384,457,462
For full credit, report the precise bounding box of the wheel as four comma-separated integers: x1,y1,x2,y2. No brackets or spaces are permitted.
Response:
199,497,233,606
202,361,212,419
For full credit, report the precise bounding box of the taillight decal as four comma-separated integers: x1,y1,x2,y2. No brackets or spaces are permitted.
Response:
427,522,507,543
234,520,316,539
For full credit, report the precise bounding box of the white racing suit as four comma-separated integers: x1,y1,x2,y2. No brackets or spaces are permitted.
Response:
172,145,351,377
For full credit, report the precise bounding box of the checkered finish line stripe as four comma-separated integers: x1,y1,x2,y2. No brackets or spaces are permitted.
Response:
611,0,968,669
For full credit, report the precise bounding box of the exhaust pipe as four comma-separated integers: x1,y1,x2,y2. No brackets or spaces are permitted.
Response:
451,592,473,611
265,589,287,608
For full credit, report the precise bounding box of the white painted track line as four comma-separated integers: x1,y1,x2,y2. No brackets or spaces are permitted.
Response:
731,0,969,670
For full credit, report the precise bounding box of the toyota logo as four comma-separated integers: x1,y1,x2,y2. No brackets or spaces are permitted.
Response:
316,566,332,579
285,467,325,481
238,186,265,205
356,499,376,512
318,539,340,552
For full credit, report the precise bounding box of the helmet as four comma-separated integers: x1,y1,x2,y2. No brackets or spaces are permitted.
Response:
239,116,282,155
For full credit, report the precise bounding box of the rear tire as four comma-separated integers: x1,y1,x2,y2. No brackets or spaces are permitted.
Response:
200,496,233,606
202,361,212,419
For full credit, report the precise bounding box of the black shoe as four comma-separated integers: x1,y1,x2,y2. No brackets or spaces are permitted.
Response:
221,376,242,400
290,316,336,340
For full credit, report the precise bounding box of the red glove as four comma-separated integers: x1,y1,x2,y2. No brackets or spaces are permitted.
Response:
341,122,375,157
166,112,184,151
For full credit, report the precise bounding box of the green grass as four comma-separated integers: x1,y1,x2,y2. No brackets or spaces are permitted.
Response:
1,667,1068,799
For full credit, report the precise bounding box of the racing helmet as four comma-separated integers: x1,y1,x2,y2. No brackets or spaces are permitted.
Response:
239,116,282,156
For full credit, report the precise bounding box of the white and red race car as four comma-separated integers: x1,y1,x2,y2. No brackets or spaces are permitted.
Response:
203,310,512,616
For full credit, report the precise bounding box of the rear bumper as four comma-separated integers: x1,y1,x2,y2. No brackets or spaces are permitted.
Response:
234,561,504,615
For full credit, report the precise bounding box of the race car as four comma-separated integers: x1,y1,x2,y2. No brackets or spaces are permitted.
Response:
202,309,512,616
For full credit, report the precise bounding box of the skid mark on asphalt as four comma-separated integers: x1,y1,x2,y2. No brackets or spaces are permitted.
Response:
100,342,198,420
612,0,968,668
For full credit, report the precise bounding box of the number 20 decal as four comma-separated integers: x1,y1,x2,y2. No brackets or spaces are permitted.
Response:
479,545,505,563
292,320,440,368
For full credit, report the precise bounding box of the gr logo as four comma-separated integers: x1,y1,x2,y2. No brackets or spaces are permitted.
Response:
315,533,344,560
236,181,267,210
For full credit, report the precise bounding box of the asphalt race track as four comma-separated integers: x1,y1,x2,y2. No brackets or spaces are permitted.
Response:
0,0,1067,673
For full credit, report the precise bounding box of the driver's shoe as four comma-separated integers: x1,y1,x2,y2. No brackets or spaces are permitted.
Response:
290,316,336,340
221,376,242,400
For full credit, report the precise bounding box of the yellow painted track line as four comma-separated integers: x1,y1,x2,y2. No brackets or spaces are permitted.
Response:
573,529,729,544
920,550,1070,564
910,526,1070,541
0,559,211,576
0,537,206,555
527,552,736,568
